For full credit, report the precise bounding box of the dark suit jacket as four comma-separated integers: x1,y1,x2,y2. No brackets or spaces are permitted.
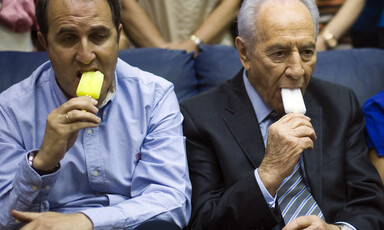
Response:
180,71,384,230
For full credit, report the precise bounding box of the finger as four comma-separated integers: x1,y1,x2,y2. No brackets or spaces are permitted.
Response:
75,96,99,113
66,110,101,124
281,113,310,122
283,216,312,230
285,117,313,130
60,96,99,115
64,113,72,124
11,210,42,222
284,215,325,230
294,126,317,140
300,136,315,150
274,116,313,135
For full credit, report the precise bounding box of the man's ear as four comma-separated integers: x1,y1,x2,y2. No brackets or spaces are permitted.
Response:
235,37,251,70
37,31,48,51
117,23,123,42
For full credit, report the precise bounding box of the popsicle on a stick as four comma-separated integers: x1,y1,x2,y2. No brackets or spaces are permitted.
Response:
76,71,104,99
281,88,306,114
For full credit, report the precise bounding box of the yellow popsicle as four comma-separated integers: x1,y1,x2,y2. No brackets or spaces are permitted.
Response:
76,71,104,99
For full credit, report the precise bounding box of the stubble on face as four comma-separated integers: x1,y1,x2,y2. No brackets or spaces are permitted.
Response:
44,0,120,102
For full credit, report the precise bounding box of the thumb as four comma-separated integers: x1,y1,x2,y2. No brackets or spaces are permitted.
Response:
11,210,42,223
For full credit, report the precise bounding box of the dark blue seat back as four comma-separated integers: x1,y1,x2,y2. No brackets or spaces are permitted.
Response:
1,46,384,106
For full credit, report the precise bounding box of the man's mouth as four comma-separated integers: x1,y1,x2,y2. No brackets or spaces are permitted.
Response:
77,69,99,80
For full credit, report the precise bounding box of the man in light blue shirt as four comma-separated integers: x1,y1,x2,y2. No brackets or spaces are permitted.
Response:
180,0,384,229
0,0,191,229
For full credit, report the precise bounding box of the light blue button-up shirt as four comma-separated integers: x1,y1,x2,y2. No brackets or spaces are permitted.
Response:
0,59,191,229
242,71,276,207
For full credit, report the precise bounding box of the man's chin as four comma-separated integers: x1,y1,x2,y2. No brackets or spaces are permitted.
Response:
272,103,285,114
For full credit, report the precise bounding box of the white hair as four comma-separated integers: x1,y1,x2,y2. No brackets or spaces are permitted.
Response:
237,0,319,48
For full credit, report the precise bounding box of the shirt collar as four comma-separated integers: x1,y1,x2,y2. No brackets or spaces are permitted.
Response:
51,68,70,106
242,69,272,124
99,74,116,108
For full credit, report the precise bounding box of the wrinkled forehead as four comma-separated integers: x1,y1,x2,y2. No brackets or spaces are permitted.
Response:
47,0,109,18
46,0,113,28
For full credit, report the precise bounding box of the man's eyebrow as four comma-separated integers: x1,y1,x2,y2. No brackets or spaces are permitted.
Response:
266,42,316,52
56,27,77,36
90,26,112,33
266,44,290,51
56,26,111,36
301,42,316,49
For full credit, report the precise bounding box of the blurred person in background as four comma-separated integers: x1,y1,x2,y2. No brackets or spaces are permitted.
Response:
119,0,242,56
363,90,384,184
0,0,36,51
350,0,384,49
316,0,365,51
380,8,384,48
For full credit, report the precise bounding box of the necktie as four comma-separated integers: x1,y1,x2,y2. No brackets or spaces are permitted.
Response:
262,112,284,147
277,162,324,223
266,112,324,224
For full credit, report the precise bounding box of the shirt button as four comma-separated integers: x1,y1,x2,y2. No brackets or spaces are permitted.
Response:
44,185,51,191
87,129,93,135
31,185,38,191
103,111,107,117
93,170,99,176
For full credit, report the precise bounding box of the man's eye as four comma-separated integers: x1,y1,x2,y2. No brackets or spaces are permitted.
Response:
274,51,285,57
301,49,314,59
91,34,108,42
94,34,106,39
270,51,287,62
61,36,76,43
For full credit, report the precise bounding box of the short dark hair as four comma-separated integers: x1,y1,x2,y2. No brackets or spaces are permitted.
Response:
36,0,121,39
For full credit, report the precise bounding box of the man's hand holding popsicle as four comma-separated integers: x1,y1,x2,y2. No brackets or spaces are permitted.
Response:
31,72,103,173
258,88,317,196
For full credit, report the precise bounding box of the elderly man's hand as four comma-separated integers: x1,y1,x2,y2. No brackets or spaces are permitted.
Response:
258,113,317,195
283,216,340,230
11,210,93,230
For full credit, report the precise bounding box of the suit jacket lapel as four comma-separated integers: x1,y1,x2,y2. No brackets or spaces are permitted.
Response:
302,90,323,207
222,71,266,168
221,73,324,207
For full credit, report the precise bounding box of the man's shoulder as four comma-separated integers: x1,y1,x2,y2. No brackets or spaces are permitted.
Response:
115,59,177,106
307,77,361,116
310,76,355,89
308,77,356,99
0,62,52,105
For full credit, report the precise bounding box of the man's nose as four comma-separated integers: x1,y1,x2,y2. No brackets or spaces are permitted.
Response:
76,39,96,65
285,52,304,79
